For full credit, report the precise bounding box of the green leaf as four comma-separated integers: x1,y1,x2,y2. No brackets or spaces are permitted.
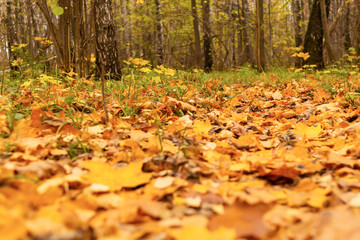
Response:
47,0,64,15
51,6,64,16
14,113,25,120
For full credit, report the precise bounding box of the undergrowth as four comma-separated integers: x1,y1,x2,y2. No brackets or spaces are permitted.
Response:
0,57,359,137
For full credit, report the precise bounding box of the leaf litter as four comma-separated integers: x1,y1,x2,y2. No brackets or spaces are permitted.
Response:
1,77,360,239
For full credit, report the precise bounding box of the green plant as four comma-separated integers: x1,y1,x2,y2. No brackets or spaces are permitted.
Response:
67,138,90,159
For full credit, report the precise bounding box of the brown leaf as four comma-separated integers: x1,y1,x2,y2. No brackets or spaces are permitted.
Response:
16,160,66,179
258,165,300,182
209,201,271,239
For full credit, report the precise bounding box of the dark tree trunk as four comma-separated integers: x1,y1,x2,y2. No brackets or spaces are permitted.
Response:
344,5,351,51
303,0,325,68
202,0,213,72
256,0,265,72
191,0,202,68
94,0,122,80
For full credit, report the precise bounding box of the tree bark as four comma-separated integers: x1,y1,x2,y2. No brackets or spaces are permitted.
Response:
5,0,18,70
343,4,351,51
292,0,303,67
73,0,86,77
191,0,202,68
268,0,273,62
303,0,325,68
59,0,71,71
236,0,243,65
94,0,122,80
202,0,213,72
15,0,26,44
256,0,265,72
241,0,256,65
26,0,40,58
154,0,164,65
319,0,335,62
35,0,66,69
121,0,130,59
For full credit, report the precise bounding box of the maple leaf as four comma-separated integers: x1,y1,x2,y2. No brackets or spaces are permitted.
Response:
170,226,236,240
82,161,152,191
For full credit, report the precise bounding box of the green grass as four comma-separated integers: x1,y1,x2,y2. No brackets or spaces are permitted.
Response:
0,63,358,134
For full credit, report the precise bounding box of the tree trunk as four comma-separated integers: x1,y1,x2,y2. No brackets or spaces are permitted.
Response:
26,0,38,57
303,0,324,68
358,0,360,56
236,0,243,65
59,0,71,71
268,0,273,62
94,0,122,80
319,0,335,62
292,0,303,67
241,0,256,65
154,0,164,65
256,0,265,72
343,4,351,51
73,0,86,77
5,0,18,70
35,0,66,69
191,0,202,68
202,0,213,72
121,0,130,59
15,0,26,44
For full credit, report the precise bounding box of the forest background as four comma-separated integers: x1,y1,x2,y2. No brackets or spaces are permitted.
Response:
1,0,359,78
2,0,360,239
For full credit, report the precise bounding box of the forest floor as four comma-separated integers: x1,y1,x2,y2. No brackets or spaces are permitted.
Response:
1,62,360,239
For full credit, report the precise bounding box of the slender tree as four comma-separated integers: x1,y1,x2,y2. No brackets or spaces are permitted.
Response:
36,0,69,70
191,0,202,67
292,0,303,67
235,0,243,65
202,0,213,72
343,5,351,51
256,0,265,71
121,0,130,59
154,0,164,65
58,0,71,71
93,0,122,80
240,0,256,65
5,1,17,70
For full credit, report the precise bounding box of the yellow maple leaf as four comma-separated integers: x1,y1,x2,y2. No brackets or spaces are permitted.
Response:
169,226,235,240
293,124,322,140
297,52,310,60
82,161,152,191
192,119,213,136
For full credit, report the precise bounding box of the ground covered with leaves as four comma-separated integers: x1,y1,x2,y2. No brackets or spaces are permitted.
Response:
1,63,360,239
